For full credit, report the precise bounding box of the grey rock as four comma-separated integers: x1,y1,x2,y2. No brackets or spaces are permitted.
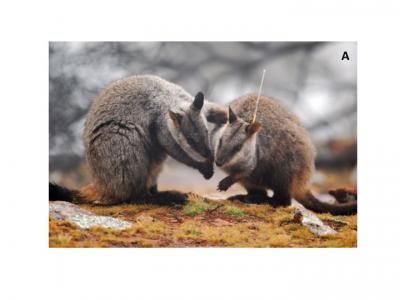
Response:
292,200,336,236
49,201,132,230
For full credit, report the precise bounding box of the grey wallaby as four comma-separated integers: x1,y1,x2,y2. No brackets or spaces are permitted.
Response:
50,75,227,205
215,94,357,215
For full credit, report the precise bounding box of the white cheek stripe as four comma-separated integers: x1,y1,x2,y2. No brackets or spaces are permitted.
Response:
210,123,227,156
167,118,207,162
222,134,256,169
222,147,243,169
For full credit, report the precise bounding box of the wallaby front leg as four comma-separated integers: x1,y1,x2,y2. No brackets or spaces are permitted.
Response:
164,143,214,179
217,174,241,192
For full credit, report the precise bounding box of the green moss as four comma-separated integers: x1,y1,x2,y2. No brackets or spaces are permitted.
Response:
183,202,210,216
224,205,246,217
183,196,219,216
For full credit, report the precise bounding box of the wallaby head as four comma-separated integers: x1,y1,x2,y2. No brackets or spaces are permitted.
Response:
168,92,214,161
215,106,261,169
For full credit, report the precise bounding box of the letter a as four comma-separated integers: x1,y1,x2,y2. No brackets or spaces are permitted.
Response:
342,51,350,60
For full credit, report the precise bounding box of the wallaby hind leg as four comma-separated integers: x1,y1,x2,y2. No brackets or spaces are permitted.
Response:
141,157,187,205
87,127,151,204
268,189,292,207
132,190,188,206
227,194,247,201
80,184,123,205
152,191,188,205
227,187,269,204
245,188,270,204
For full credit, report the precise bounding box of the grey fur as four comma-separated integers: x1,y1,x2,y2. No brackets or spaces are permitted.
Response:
84,75,226,204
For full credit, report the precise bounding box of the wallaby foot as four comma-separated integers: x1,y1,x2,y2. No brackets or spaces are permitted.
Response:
153,191,188,205
267,191,291,207
229,194,269,204
133,191,188,206
227,194,247,201
217,175,238,191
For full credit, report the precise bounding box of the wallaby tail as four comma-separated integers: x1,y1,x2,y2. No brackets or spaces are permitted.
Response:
296,190,357,215
49,182,188,206
49,182,82,203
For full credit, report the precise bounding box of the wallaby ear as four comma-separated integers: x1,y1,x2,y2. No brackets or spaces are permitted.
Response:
191,92,204,111
206,108,228,125
169,110,183,127
246,121,262,135
228,106,237,123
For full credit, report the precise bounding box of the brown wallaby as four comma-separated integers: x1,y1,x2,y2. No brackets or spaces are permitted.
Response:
215,94,357,215
50,75,227,205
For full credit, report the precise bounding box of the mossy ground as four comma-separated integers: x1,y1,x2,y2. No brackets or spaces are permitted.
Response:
49,193,357,248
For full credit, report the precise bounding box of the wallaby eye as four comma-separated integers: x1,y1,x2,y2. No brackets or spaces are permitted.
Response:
186,135,197,147
218,138,223,148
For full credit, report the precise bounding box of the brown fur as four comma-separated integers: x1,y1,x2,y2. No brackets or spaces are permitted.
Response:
49,182,188,206
77,184,109,204
216,94,357,215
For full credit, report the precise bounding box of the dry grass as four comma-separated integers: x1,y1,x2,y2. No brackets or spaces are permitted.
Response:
49,193,357,248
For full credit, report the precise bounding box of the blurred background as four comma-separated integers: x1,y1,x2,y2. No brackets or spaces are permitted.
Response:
49,42,357,197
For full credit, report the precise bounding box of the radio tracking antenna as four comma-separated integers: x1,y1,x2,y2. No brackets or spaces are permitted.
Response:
252,69,266,124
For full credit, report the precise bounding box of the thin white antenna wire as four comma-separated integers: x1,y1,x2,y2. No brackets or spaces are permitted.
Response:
252,69,266,124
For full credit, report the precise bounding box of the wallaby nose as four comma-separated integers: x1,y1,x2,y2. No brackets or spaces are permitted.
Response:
205,149,214,162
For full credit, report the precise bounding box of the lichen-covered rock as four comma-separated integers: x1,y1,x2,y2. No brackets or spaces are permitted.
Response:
292,201,336,236
49,201,132,230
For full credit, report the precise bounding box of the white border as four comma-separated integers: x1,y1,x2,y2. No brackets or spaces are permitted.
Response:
1,1,400,299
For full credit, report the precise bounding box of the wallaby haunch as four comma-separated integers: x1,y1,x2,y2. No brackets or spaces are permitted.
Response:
215,94,357,215
50,75,227,205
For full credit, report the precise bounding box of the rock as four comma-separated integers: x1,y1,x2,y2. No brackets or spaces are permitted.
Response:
292,201,336,236
49,201,132,230
321,218,349,231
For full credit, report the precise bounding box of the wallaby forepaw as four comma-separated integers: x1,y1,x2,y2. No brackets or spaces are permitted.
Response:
217,178,232,192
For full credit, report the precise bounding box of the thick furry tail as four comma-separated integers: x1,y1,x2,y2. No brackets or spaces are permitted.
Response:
49,182,188,206
296,190,357,215
49,182,79,203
